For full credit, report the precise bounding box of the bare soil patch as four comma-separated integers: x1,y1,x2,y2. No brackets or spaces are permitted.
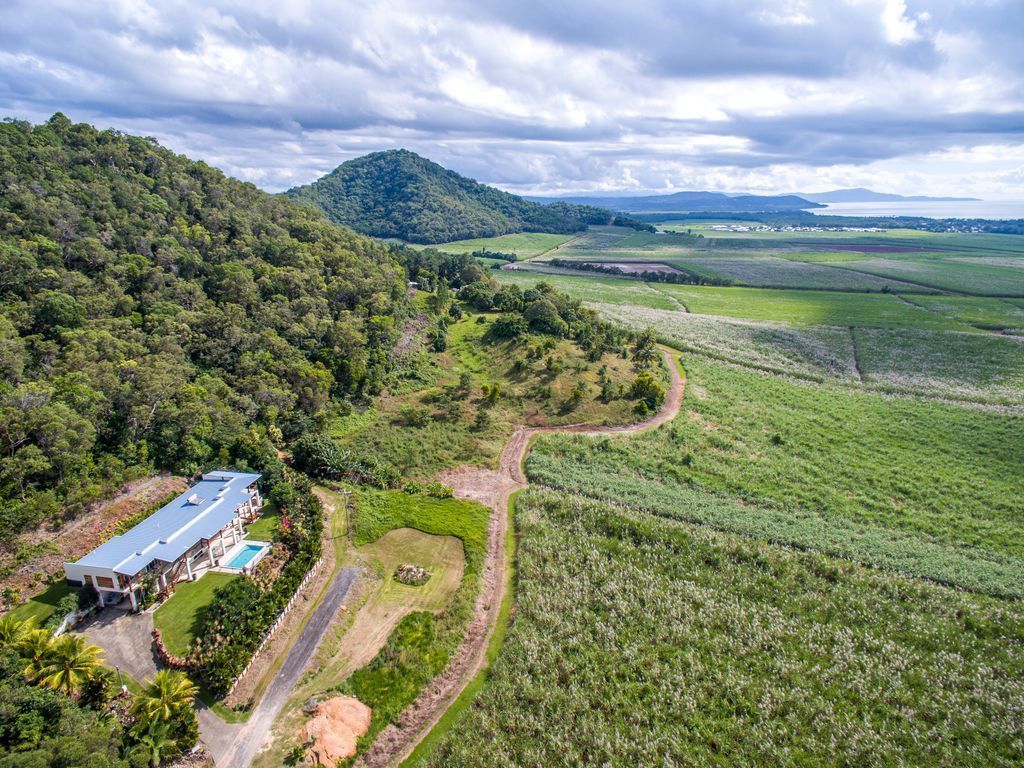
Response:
302,696,372,766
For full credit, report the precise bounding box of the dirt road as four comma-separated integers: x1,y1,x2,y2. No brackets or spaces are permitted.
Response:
356,347,684,767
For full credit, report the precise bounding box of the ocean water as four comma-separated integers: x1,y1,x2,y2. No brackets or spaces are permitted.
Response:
817,201,1024,220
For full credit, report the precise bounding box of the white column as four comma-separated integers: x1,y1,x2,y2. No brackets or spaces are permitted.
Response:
91,575,105,608
186,556,193,580
128,589,138,612
207,540,215,565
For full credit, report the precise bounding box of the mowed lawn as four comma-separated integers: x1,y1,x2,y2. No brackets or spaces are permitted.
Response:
153,572,237,656
245,503,280,540
8,582,75,625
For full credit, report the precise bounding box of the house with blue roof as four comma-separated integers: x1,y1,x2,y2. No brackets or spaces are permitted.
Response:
64,471,263,611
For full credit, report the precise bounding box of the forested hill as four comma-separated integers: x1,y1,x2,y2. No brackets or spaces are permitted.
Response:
285,149,648,243
0,114,407,537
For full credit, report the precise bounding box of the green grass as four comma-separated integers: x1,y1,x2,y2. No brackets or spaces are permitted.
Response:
152,572,238,656
418,232,574,258
655,284,976,329
423,488,1024,767
244,503,280,540
526,355,1024,593
340,489,491,757
8,582,74,624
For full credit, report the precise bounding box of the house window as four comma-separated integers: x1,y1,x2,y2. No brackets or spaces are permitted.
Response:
95,576,115,589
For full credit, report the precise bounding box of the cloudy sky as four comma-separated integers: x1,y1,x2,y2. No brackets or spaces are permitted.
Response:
1,0,1022,198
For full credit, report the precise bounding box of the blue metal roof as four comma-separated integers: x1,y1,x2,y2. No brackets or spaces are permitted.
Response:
72,471,261,577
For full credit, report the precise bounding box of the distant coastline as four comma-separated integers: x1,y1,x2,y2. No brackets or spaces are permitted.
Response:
817,200,1024,220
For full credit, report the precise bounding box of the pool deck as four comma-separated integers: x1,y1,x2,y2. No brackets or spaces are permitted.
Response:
215,538,270,573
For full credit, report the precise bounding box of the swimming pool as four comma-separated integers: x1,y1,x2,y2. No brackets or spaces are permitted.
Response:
227,543,266,569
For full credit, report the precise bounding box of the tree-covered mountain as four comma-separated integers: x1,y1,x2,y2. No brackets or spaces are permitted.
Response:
0,114,407,538
529,190,824,213
285,149,646,243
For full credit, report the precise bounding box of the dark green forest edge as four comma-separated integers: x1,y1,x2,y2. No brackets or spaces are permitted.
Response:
0,114,408,539
285,148,653,243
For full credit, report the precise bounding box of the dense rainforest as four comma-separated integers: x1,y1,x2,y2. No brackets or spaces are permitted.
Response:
286,148,652,243
0,114,409,539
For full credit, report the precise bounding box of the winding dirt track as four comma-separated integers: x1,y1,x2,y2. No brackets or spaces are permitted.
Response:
356,347,684,768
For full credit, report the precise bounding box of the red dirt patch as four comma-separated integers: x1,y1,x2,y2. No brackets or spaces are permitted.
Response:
302,696,372,766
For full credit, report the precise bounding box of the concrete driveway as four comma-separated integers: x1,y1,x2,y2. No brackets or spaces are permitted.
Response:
80,608,161,684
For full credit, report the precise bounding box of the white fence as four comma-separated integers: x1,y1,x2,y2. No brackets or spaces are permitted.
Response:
228,555,325,694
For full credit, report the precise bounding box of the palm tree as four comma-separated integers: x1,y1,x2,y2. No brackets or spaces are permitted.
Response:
135,669,198,723
38,632,105,695
18,628,54,683
0,614,31,650
137,718,173,768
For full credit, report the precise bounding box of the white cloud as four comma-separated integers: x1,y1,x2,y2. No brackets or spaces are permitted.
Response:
0,0,1020,197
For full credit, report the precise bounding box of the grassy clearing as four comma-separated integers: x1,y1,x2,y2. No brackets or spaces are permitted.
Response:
530,355,1024,567
153,572,238,657
244,502,280,540
336,489,490,755
424,488,1024,767
329,311,656,479
7,581,74,624
416,232,574,258
497,269,678,309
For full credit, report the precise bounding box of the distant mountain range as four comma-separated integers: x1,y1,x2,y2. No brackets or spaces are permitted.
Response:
798,188,982,203
528,190,824,213
286,149,646,244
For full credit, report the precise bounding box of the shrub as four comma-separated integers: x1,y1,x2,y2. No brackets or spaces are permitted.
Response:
425,482,454,499
460,281,497,311
523,299,567,336
489,315,527,339
628,372,666,411
398,405,432,428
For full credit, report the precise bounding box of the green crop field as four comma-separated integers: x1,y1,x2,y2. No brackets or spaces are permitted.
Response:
424,489,1024,767
417,232,575,258
900,294,1024,329
498,270,977,330
852,327,1024,403
527,355,1024,581
840,257,1024,295
667,255,930,291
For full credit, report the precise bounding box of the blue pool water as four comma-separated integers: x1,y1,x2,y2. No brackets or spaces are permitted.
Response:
227,543,265,569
